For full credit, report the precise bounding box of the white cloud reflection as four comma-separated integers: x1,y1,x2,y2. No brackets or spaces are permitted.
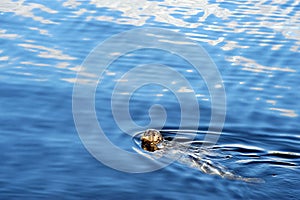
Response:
18,43,77,61
0,0,298,105
269,107,298,118
87,0,230,28
0,29,20,39
0,56,9,61
63,0,82,8
73,0,300,53
28,27,52,37
0,0,58,24
227,56,296,73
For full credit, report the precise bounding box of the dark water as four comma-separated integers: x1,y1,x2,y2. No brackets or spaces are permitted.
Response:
1,1,300,199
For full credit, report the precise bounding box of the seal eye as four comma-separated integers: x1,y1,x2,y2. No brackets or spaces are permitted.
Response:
141,129,163,152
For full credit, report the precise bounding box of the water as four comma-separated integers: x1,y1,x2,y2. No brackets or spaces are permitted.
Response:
1,0,300,199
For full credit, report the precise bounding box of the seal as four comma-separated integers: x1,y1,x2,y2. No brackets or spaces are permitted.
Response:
139,129,263,183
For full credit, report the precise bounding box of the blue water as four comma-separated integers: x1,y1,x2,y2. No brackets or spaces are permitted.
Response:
1,1,300,199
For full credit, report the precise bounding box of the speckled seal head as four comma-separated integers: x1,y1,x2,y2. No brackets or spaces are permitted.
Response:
141,129,163,152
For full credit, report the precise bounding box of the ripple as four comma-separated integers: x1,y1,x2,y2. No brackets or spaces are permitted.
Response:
226,56,296,73
18,43,76,61
237,159,297,167
269,107,298,118
133,129,300,177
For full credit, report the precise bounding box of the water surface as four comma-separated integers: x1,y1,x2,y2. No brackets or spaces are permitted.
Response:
1,0,300,199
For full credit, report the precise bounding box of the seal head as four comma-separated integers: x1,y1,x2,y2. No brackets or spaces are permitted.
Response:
141,129,163,152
